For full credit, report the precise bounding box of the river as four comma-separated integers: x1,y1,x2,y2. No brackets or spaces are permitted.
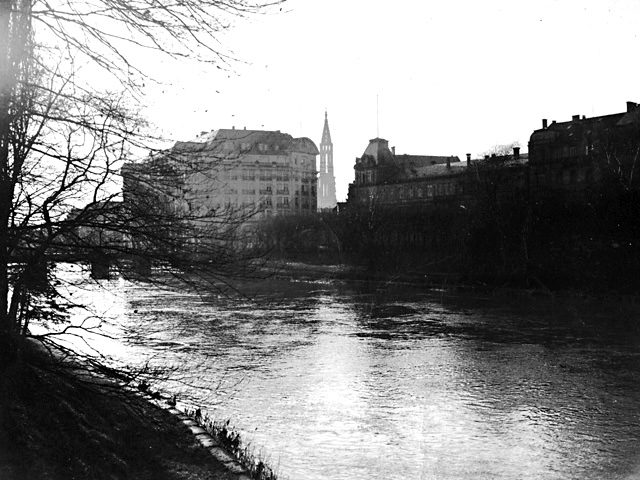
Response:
47,264,640,479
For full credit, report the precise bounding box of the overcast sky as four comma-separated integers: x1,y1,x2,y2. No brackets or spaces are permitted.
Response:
143,0,640,202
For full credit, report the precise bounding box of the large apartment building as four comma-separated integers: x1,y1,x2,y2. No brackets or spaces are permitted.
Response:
528,101,640,195
124,128,319,223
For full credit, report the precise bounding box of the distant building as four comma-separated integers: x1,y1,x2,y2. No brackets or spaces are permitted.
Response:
347,137,464,207
123,128,319,222
317,112,337,210
529,101,640,197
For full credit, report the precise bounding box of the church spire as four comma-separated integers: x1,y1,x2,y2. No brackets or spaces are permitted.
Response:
318,111,337,210
321,110,332,145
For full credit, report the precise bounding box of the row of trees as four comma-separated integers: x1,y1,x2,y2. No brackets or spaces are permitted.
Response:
255,145,640,294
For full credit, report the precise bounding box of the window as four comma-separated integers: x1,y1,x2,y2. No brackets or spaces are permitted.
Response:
260,170,272,181
260,184,272,195
427,185,434,197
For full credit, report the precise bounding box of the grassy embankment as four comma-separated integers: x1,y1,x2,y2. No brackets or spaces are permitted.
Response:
0,340,273,480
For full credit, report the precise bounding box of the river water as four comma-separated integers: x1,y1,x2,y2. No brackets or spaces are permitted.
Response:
49,265,640,479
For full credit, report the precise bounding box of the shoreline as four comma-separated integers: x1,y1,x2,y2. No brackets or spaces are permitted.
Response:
267,259,640,302
0,340,272,480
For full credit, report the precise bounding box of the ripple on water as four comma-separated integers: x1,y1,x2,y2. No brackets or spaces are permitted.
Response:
51,273,640,480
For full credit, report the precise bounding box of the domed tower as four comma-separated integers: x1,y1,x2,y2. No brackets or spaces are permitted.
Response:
317,111,337,210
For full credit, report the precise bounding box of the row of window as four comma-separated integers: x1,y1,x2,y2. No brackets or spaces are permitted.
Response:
235,146,311,166
378,182,463,201
535,167,596,186
222,171,316,182
240,142,282,152
212,200,312,210
223,186,316,197
546,145,593,160
262,198,312,209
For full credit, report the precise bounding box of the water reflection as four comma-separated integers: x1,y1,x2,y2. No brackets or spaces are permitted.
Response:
43,267,640,480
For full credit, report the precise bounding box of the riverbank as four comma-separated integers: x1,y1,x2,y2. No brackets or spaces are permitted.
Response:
269,259,640,301
0,340,250,480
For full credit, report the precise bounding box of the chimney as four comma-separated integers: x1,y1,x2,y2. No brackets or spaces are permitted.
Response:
466,153,471,166
232,126,235,130
392,146,396,155
572,115,580,121
542,119,548,129
446,157,451,168
627,101,638,112
513,147,520,159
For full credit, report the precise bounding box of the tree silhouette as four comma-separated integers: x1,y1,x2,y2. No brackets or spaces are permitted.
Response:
0,0,281,366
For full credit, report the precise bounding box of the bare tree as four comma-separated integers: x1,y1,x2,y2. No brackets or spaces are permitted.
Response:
478,141,521,159
0,0,281,366
469,143,531,281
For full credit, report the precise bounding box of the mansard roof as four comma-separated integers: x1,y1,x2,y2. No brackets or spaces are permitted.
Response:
358,138,395,166
172,128,319,156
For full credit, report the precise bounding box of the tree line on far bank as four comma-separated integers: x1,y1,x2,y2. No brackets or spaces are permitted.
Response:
256,181,640,295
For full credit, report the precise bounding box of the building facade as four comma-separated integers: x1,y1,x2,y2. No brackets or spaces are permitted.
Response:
124,128,319,223
347,137,465,208
317,112,337,210
346,101,640,213
528,101,640,197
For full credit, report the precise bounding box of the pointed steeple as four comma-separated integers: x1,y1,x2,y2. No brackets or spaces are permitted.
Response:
321,110,332,145
318,110,337,210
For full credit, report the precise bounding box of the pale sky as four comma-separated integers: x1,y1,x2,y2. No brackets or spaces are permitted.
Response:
143,0,640,202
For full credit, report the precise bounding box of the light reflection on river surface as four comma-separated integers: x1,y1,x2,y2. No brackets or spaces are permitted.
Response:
51,265,640,480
